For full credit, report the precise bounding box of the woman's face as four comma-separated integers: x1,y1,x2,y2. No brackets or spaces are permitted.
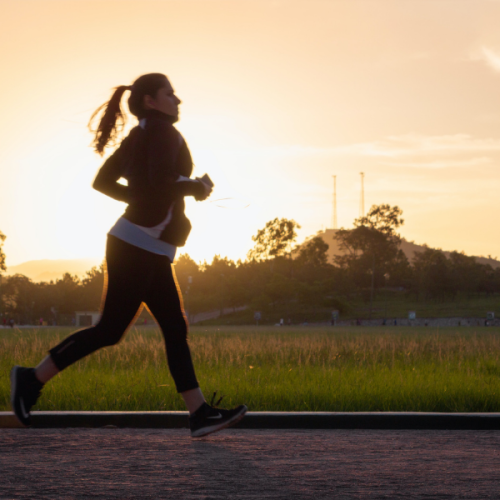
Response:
144,79,181,121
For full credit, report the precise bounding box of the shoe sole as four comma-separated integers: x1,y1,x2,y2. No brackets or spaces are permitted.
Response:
10,366,30,427
191,406,248,438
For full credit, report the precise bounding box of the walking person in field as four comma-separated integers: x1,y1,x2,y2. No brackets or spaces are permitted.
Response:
10,73,247,437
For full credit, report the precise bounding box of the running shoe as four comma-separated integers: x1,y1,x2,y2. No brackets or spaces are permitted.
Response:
10,366,44,427
189,393,247,438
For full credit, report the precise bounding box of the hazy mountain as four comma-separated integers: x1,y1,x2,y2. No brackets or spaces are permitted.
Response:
312,229,500,269
5,258,102,283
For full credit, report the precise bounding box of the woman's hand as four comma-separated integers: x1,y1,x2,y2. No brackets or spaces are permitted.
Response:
194,178,213,201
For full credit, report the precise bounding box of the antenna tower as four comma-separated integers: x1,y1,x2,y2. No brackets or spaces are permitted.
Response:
359,172,365,218
332,175,337,229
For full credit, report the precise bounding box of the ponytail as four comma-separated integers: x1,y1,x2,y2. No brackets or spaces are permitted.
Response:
88,85,131,156
88,73,168,155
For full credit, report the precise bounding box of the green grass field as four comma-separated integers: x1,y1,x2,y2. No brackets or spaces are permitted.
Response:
2,325,500,412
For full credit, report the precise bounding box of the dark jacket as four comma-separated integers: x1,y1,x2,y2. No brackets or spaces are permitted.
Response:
93,110,205,247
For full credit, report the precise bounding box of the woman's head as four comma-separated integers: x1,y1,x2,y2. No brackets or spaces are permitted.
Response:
89,73,180,155
128,73,181,119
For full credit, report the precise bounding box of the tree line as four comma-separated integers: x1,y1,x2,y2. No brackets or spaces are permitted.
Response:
1,205,499,325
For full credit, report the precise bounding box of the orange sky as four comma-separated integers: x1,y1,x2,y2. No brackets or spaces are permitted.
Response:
1,0,500,267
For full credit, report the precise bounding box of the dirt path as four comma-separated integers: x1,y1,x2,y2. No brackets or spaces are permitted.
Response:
1,429,499,499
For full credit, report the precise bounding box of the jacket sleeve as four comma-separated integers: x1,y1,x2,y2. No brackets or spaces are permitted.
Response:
147,121,206,199
92,141,130,203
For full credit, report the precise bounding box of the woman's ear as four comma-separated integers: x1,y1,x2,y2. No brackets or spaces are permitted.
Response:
143,94,155,110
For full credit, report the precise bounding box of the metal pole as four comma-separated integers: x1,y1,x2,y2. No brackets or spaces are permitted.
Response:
332,175,337,229
360,172,365,218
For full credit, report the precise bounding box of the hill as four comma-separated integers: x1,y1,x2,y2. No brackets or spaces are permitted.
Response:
5,258,102,283
309,229,500,269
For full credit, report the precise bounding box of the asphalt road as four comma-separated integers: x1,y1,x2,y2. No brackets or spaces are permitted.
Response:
1,428,499,499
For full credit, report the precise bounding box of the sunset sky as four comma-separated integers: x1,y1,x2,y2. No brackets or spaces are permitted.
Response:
1,0,500,268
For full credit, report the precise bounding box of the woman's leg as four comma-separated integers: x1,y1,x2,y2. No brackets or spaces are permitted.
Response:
180,387,206,414
140,252,247,437
12,236,150,426
143,256,204,413
34,355,59,384
45,236,145,375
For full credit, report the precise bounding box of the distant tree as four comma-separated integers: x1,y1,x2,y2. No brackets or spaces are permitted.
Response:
225,275,248,312
296,235,329,267
385,247,413,290
448,251,481,298
265,274,297,308
248,218,301,261
355,204,404,235
477,264,500,296
174,253,200,292
1,275,21,319
203,255,237,315
297,280,324,308
334,204,407,306
412,248,451,301
335,205,405,277
80,263,106,310
1,274,36,323
0,231,6,316
53,273,82,316
0,231,6,275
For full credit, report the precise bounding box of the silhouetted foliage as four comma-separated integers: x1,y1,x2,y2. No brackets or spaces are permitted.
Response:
2,213,500,325
296,235,329,268
248,218,300,261
0,231,6,275
412,248,451,301
334,204,407,296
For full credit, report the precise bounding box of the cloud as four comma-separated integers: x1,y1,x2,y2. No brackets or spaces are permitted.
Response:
373,134,500,155
217,134,500,166
381,157,493,169
284,134,500,158
317,134,500,161
471,46,500,73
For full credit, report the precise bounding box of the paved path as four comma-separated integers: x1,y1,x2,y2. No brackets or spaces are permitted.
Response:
1,429,500,499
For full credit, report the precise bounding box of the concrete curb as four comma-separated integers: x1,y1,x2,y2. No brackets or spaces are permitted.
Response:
2,411,500,430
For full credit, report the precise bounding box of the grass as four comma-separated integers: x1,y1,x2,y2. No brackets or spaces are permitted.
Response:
1,325,500,412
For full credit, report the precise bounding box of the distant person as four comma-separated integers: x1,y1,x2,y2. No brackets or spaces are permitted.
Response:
39,318,43,326
9,318,14,328
10,73,247,437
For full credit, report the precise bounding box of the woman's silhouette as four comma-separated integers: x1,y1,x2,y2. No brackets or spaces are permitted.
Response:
11,73,247,437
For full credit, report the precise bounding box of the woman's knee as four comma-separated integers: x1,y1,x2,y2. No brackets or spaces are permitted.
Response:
91,320,127,348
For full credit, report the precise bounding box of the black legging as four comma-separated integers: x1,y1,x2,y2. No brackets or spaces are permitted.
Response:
49,235,199,393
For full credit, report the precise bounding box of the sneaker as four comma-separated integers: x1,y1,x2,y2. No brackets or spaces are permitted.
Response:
189,395,247,438
10,366,44,427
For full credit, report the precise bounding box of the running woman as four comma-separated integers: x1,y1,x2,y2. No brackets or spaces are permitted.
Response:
10,73,247,437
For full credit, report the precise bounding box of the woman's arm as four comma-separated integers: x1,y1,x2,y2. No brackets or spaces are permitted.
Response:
92,142,130,203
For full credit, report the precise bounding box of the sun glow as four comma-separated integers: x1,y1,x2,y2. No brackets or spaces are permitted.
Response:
2,0,500,268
